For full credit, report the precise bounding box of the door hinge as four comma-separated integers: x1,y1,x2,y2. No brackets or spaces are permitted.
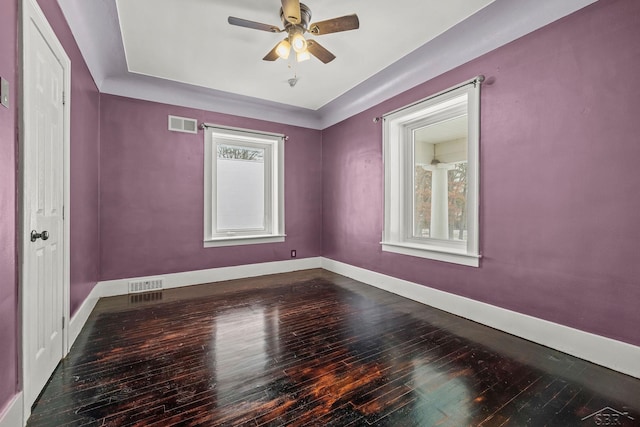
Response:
62,91,66,105
62,205,65,220
62,316,65,330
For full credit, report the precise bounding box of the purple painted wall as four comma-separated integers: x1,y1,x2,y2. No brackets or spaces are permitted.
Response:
37,0,101,315
0,0,19,413
1,0,638,417
323,0,640,347
99,95,322,280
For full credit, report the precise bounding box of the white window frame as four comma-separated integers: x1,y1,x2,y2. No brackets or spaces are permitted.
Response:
204,125,285,247
382,78,481,267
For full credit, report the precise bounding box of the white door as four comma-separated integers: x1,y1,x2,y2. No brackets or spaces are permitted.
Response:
22,0,69,414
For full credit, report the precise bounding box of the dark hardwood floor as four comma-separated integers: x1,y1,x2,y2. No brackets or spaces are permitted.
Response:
27,269,640,426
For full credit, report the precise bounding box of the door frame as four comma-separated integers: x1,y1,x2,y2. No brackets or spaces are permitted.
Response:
20,0,71,420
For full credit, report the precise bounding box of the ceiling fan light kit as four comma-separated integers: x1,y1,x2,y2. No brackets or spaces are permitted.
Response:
228,0,359,64
290,30,307,53
296,50,311,62
276,39,291,59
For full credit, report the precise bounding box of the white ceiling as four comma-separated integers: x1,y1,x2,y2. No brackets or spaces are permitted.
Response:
116,0,495,110
416,115,468,146
57,0,597,129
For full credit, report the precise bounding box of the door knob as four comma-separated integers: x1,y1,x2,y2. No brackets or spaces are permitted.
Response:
30,230,49,242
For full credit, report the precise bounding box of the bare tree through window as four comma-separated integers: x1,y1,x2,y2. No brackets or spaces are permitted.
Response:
217,145,264,161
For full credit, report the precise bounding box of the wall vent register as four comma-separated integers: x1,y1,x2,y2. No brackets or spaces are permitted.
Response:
128,278,164,293
168,115,198,134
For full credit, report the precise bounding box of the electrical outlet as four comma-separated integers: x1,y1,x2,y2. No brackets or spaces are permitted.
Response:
291,250,297,258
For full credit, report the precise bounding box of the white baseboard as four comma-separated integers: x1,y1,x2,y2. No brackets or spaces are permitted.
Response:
96,257,323,297
0,393,23,427
68,285,101,351
321,258,640,379
66,257,322,363
68,255,640,379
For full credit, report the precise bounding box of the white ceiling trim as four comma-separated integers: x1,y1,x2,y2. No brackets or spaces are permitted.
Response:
317,0,598,129
58,0,596,130
100,74,323,129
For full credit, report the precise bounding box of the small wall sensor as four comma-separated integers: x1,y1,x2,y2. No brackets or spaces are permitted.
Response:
1,77,9,108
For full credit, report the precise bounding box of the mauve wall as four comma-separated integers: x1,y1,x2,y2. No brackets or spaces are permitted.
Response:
37,0,101,315
99,94,322,280
0,0,18,412
322,0,640,347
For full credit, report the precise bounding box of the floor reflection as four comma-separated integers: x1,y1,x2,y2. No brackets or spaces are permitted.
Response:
26,271,640,427
214,307,268,397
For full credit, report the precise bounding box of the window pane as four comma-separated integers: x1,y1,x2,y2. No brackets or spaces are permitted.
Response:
448,163,467,241
414,166,432,238
217,144,264,161
382,80,480,266
216,144,265,231
412,114,468,241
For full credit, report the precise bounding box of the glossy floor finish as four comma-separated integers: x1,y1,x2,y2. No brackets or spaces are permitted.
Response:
28,270,640,426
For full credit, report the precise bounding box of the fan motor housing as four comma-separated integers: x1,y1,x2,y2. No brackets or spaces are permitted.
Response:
280,3,312,30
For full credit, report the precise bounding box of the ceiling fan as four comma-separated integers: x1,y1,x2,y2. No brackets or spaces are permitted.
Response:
228,0,359,64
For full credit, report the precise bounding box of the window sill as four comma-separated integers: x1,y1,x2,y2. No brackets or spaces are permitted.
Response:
381,241,480,267
204,234,285,248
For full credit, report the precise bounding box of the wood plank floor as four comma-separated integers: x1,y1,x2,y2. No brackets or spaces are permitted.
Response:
27,269,640,426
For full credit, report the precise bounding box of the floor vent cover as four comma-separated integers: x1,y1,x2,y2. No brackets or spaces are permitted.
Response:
128,278,164,294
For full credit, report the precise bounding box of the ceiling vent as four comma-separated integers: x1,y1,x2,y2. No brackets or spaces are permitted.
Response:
168,115,198,134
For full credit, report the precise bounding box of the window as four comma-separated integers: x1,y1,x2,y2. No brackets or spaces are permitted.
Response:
204,125,285,247
382,78,481,266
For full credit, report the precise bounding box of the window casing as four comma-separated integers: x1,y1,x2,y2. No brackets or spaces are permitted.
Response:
204,125,285,247
382,79,481,267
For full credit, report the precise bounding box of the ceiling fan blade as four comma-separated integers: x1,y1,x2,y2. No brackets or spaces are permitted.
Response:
306,40,336,64
263,43,280,61
309,14,359,35
281,0,301,24
228,16,281,33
